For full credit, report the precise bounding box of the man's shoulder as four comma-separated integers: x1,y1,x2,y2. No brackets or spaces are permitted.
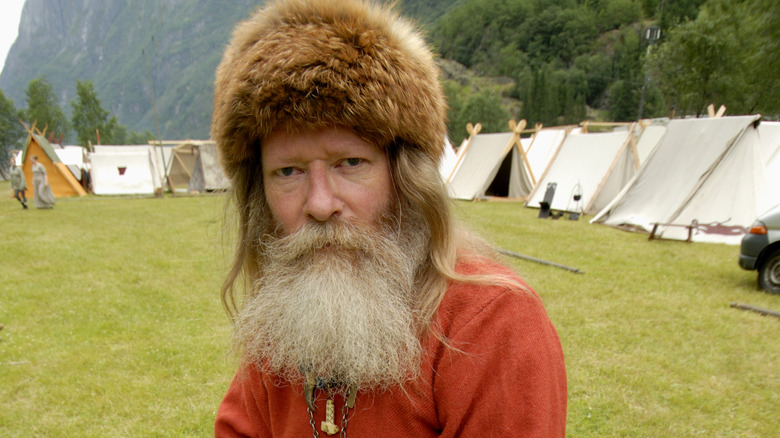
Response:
434,257,543,333
453,256,517,279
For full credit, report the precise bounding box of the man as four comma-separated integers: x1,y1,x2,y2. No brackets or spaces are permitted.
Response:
212,1,567,436
9,156,28,209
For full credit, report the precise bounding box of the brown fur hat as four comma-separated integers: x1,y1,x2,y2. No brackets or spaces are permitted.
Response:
212,0,447,178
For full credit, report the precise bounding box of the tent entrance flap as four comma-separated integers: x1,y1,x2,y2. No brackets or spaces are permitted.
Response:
485,153,513,197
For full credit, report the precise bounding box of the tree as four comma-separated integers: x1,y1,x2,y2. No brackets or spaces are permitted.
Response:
608,80,638,121
659,0,706,30
646,13,728,116
522,66,553,126
444,81,512,145
24,77,69,142
459,90,511,135
99,115,154,145
0,89,26,171
737,0,780,116
599,0,642,32
127,129,156,145
645,0,780,117
607,25,643,120
572,53,612,107
522,5,598,66
444,81,469,145
71,79,110,147
520,63,586,127
752,0,780,117
70,79,156,146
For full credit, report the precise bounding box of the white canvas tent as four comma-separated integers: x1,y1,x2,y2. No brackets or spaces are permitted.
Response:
166,142,204,191
635,121,667,165
438,137,458,181
89,149,157,195
446,121,535,200
526,125,640,214
758,121,780,205
93,145,167,191
520,125,575,182
54,145,87,181
187,142,230,192
592,115,770,244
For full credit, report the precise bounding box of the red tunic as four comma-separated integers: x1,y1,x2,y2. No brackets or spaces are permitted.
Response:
215,260,567,437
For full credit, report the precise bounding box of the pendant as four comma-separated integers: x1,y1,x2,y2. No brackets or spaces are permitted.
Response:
346,384,358,408
320,399,340,435
304,373,317,412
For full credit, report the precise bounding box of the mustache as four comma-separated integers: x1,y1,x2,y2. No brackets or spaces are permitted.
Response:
260,218,400,265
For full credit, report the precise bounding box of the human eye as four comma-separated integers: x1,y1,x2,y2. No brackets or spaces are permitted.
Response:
273,167,297,177
340,158,364,167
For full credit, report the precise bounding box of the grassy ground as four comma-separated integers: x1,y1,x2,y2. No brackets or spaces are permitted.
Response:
1,182,778,436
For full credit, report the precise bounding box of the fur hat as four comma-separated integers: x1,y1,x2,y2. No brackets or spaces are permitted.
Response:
212,0,447,177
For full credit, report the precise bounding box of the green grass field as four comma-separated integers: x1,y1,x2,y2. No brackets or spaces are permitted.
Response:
1,182,778,437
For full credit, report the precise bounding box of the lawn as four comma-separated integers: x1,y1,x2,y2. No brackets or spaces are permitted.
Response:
1,182,778,437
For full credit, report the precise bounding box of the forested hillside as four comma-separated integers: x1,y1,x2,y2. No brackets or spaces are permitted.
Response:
1,0,778,148
435,0,780,143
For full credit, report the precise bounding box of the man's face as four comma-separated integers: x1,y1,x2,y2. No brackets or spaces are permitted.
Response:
240,127,427,388
261,126,393,234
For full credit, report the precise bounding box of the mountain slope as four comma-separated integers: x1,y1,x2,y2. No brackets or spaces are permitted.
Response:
0,0,258,140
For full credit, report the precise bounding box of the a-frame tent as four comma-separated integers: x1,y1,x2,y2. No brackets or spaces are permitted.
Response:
187,142,230,193
525,123,640,215
438,137,458,181
591,115,769,244
167,142,201,191
635,120,668,165
54,145,88,183
758,121,780,206
21,132,87,197
519,124,577,183
446,120,536,200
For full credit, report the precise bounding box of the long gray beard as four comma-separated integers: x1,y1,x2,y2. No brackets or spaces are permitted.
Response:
234,215,429,391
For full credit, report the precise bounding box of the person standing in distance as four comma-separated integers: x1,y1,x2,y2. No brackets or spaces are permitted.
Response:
9,156,28,209
30,155,55,209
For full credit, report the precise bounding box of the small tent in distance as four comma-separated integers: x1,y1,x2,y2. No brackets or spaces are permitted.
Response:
526,123,640,215
21,130,87,198
186,142,230,193
89,148,157,196
520,123,577,184
54,145,88,184
167,142,200,192
92,145,167,194
446,120,538,201
163,141,228,193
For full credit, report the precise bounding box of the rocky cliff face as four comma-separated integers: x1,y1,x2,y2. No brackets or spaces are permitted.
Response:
0,0,258,140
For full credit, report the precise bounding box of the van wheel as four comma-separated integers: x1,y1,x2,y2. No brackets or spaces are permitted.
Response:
758,248,780,294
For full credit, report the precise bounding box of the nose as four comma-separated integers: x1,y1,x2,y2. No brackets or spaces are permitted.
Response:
304,165,343,222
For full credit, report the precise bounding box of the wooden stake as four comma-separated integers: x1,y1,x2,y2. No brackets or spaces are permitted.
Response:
730,303,780,320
